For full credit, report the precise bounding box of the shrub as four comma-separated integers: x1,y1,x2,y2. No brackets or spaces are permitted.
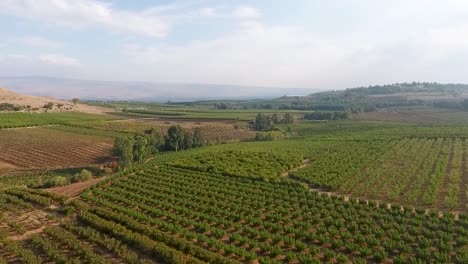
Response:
45,176,69,187
72,169,93,183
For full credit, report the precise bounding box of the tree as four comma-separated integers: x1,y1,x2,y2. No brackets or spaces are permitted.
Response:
192,128,204,147
113,136,135,168
144,128,164,154
181,130,193,150
271,113,282,124
252,113,274,131
284,113,294,124
133,135,149,163
165,125,185,151
46,176,68,187
72,98,80,105
43,102,54,109
72,169,93,183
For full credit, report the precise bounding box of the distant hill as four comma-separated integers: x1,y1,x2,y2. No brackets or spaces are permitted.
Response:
0,76,314,101
0,87,112,114
274,82,468,112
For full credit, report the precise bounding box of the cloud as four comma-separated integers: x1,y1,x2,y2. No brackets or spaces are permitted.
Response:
0,53,82,77
232,5,260,18
0,53,80,67
0,0,168,37
39,54,81,67
123,23,346,88
15,36,63,49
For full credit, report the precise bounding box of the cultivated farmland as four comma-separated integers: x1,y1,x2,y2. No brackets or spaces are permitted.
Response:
0,127,113,172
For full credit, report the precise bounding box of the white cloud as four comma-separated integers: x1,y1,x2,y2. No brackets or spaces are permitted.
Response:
0,53,80,67
123,23,346,88
39,54,81,67
232,5,260,18
0,0,168,37
0,53,82,77
15,36,63,49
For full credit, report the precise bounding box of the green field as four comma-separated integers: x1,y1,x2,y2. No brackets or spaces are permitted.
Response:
0,105,467,263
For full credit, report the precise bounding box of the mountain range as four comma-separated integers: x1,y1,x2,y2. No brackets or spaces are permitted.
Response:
0,76,316,102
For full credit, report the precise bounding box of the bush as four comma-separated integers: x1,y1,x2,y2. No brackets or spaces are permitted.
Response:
72,169,93,183
255,131,284,141
45,176,69,187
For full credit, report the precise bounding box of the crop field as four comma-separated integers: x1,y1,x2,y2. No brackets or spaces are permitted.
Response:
291,137,468,211
0,112,111,129
352,107,468,124
0,110,468,263
0,127,113,172
79,118,256,143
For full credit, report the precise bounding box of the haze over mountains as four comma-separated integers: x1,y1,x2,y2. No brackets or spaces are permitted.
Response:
0,76,316,102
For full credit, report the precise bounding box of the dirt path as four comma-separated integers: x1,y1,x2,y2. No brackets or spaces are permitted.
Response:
281,159,311,177
9,225,56,241
45,177,106,198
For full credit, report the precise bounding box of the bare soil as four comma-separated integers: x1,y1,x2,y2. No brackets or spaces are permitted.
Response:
0,128,113,172
46,177,106,198
0,87,113,114
0,159,16,169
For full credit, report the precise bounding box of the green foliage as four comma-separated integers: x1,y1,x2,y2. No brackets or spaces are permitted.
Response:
113,136,135,168
252,113,274,131
169,150,302,180
0,112,108,129
78,164,467,263
165,125,185,151
192,127,204,148
45,176,69,187
133,135,149,164
72,169,93,183
144,128,164,154
255,131,284,141
304,111,348,120
0,103,23,111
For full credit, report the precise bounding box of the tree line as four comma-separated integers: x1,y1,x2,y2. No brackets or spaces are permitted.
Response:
250,113,294,131
113,125,204,168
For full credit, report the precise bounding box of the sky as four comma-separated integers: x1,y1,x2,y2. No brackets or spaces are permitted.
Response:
1,0,468,90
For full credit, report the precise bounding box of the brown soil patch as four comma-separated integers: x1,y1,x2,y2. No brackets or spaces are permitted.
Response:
0,87,113,114
46,177,106,198
0,127,113,172
0,159,16,169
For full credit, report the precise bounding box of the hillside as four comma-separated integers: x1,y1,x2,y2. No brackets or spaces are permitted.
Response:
274,82,468,112
0,87,112,114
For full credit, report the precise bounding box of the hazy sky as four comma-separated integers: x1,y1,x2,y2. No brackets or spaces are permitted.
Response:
1,0,468,90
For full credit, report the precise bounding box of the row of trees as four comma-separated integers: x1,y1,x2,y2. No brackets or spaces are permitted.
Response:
251,113,294,131
113,126,204,168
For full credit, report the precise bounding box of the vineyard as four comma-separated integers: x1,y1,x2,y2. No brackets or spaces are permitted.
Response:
0,112,110,129
0,167,466,263
0,114,468,263
0,127,113,172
